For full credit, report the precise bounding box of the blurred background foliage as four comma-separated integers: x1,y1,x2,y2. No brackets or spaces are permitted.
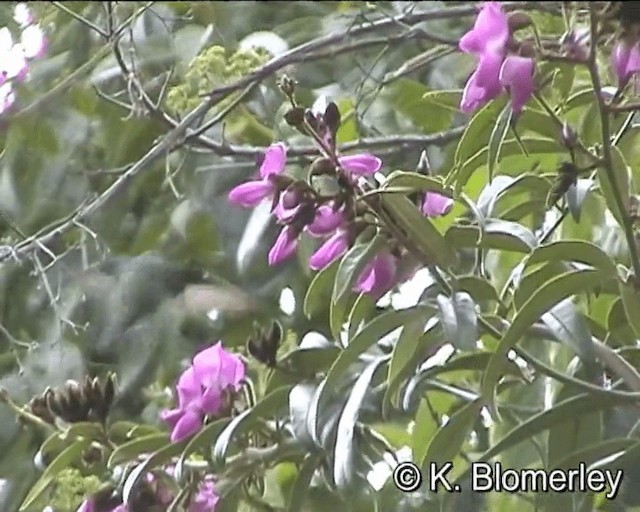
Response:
3,1,640,512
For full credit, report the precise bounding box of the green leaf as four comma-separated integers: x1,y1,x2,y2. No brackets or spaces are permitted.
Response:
287,454,322,512
334,357,388,488
304,259,339,319
175,418,230,480
383,314,436,416
598,145,631,226
347,293,376,338
446,219,538,253
454,137,562,194
381,194,456,268
453,96,508,171
422,399,481,472
619,280,640,339
212,385,291,464
487,104,513,182
436,292,478,351
525,240,618,276
541,298,595,363
550,438,636,471
566,178,595,223
382,171,453,197
123,441,186,505
308,308,421,443
20,438,91,511
482,269,607,418
455,275,500,304
108,433,170,468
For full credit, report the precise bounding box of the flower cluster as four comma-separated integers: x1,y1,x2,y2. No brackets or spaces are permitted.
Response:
76,470,219,512
161,342,246,443
0,3,46,114
459,2,535,115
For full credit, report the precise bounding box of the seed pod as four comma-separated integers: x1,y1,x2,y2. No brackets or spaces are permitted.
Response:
284,106,305,128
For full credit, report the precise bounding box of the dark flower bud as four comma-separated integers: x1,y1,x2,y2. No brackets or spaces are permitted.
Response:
309,157,336,177
278,75,297,97
508,11,532,32
416,150,432,175
324,102,341,139
284,107,305,128
518,40,536,58
561,122,578,150
247,320,283,368
28,395,56,425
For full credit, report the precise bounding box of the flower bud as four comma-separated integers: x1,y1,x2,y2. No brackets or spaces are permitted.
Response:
508,11,532,32
284,106,305,128
309,157,336,177
561,122,578,150
278,75,296,97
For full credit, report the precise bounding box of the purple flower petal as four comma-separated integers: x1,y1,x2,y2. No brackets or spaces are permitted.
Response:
354,251,397,299
76,499,95,512
422,192,453,217
175,367,202,409
160,407,184,429
460,51,504,113
306,204,345,237
228,180,274,207
459,2,509,55
274,188,302,223
200,385,223,415
189,477,220,512
171,409,203,442
268,226,298,266
259,142,287,179
338,154,382,176
612,40,640,88
309,230,349,270
499,55,535,114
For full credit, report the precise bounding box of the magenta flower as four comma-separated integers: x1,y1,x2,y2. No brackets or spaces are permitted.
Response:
422,192,453,217
309,229,350,270
161,342,245,443
338,154,382,176
189,476,220,512
499,55,535,114
274,187,303,223
228,143,287,207
306,203,345,237
460,51,504,113
612,40,640,90
268,225,299,266
354,251,398,299
458,1,509,55
458,1,535,114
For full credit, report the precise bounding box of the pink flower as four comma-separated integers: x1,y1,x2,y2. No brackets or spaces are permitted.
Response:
306,203,345,237
422,192,453,217
354,251,398,299
14,3,34,28
161,342,245,442
189,476,220,512
21,24,47,59
499,55,535,114
309,229,349,270
268,225,298,265
612,40,640,90
273,187,303,223
458,2,509,55
338,153,382,176
458,2,535,114
228,143,287,207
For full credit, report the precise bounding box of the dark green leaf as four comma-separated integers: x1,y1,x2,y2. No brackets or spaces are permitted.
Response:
108,433,170,468
334,357,388,488
436,292,478,351
304,259,339,319
566,178,595,223
487,104,513,182
212,385,291,464
541,298,595,363
287,454,322,512
482,269,607,418
422,399,481,472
